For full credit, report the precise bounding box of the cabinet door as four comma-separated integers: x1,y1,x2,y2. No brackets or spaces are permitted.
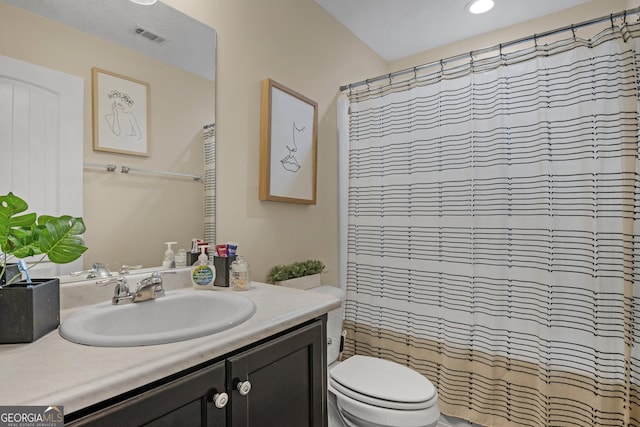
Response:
66,361,227,427
227,318,326,427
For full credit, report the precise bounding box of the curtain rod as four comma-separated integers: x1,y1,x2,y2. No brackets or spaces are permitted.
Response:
340,6,640,92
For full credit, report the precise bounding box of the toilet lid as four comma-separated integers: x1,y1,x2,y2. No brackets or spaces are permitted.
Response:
329,355,436,405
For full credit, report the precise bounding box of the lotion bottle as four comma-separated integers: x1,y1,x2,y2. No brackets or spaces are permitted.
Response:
191,245,216,290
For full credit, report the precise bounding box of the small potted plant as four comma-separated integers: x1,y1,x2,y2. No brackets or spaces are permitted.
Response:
266,259,325,290
0,192,87,343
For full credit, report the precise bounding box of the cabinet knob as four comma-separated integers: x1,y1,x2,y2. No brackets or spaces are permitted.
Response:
237,380,252,396
212,392,229,409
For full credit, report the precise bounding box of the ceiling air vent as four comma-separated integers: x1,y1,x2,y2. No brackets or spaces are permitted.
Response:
134,27,167,44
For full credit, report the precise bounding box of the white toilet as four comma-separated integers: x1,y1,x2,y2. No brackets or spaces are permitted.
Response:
310,285,440,427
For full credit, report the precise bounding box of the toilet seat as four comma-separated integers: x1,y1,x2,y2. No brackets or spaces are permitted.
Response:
329,355,437,411
333,386,440,427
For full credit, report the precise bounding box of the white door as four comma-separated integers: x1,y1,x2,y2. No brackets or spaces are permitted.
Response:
0,54,84,276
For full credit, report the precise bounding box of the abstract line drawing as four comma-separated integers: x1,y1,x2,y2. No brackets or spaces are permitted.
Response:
92,67,150,156
260,78,317,204
104,90,142,140
280,122,305,173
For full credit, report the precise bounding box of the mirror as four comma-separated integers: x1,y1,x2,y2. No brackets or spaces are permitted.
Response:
1,0,216,81
0,0,216,275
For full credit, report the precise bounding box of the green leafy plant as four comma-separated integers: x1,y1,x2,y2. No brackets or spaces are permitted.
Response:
0,192,87,285
266,259,325,284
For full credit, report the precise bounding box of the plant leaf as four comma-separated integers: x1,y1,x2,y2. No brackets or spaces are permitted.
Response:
266,259,325,283
0,192,37,255
37,216,88,264
7,227,39,258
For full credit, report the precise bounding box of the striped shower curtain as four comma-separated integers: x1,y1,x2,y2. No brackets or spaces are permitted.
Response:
341,18,640,427
203,123,216,244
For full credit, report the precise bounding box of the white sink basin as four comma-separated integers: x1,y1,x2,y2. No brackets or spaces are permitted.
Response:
59,290,256,347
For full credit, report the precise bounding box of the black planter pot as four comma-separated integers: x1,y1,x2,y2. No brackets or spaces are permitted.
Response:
0,278,60,343
0,263,21,285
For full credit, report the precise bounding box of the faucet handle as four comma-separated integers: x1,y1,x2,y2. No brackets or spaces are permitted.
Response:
134,271,165,301
138,271,163,287
97,276,132,305
118,264,143,275
96,276,127,287
149,271,165,298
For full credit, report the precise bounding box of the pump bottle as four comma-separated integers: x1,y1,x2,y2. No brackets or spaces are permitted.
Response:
163,242,177,269
191,245,216,290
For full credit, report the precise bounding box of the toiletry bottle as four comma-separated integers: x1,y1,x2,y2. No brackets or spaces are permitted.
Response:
191,245,216,290
230,255,251,291
163,241,177,268
175,248,187,268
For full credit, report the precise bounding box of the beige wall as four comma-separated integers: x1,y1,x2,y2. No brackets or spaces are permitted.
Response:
165,0,387,284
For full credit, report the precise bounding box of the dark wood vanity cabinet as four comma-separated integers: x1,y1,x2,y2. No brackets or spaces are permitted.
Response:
227,319,326,426
65,361,227,426
65,317,326,427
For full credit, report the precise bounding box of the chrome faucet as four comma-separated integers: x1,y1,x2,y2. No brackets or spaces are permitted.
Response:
133,271,165,303
71,262,112,279
97,276,133,305
97,272,165,305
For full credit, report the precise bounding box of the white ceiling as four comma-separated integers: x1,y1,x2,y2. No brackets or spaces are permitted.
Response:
1,0,216,80
4,0,596,77
315,0,593,61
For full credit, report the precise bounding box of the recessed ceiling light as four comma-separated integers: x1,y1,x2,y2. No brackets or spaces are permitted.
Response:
129,0,158,5
466,0,495,14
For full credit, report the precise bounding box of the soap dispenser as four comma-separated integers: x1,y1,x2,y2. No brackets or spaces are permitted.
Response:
163,241,177,268
191,245,216,290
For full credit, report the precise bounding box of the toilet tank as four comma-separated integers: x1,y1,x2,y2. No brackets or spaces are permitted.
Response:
308,285,345,364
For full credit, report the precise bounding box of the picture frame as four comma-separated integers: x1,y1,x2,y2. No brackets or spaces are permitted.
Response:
259,79,318,204
92,67,150,156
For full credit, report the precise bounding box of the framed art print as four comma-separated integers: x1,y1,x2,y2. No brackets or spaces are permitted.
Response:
92,67,150,156
259,78,318,204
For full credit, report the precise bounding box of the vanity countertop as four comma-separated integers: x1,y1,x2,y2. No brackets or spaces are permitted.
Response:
0,281,340,414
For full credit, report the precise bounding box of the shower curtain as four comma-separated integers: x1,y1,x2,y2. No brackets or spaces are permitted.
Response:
203,123,216,244
340,17,640,427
